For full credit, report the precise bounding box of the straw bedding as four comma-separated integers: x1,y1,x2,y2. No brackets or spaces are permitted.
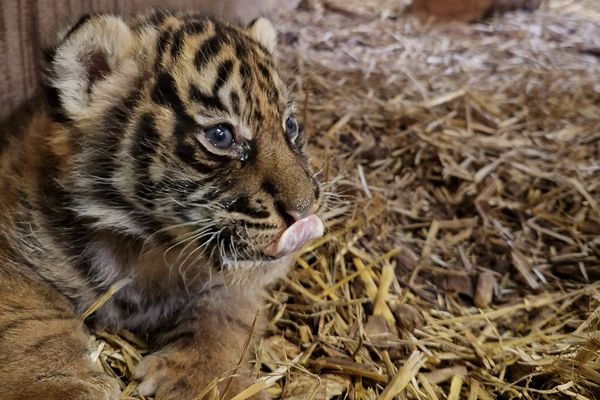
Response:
97,1,600,398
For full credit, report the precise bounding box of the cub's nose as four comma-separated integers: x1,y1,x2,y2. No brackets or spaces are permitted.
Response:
274,198,319,228
263,178,319,228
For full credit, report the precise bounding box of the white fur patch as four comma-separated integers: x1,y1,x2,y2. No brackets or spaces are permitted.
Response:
51,16,138,122
248,18,277,53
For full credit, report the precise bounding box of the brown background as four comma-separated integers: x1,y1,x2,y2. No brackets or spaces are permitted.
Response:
0,0,287,120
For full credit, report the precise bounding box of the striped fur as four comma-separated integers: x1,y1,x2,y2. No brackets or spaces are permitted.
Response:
0,11,320,400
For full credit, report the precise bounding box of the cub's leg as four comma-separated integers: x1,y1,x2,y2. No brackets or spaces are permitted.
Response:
0,271,119,400
135,291,266,400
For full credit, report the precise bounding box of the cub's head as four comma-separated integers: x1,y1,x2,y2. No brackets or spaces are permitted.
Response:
45,12,323,270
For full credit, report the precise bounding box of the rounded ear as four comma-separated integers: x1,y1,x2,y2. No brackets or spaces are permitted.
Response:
47,15,138,122
247,17,277,54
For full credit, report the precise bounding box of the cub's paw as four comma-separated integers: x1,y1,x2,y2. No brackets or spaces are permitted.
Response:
134,353,266,400
134,354,211,400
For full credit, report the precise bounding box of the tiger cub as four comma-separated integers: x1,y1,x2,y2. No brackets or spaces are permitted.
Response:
0,11,323,400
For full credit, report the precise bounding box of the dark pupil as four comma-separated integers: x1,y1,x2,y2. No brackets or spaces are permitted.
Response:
214,129,227,142
286,117,297,137
207,125,233,148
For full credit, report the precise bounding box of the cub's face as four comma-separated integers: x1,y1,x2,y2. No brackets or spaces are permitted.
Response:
46,12,323,269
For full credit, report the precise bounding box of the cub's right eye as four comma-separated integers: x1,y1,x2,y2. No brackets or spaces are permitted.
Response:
205,124,235,149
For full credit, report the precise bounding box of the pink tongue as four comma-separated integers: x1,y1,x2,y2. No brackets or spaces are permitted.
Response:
264,215,325,258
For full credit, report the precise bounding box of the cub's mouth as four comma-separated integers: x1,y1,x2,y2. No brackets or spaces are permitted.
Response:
263,215,324,259
221,215,325,267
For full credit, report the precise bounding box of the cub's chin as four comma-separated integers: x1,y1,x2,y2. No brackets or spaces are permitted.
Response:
221,254,296,288
223,254,294,270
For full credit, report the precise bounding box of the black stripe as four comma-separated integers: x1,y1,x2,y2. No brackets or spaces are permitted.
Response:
189,84,224,111
171,204,192,222
154,28,173,70
255,64,280,104
111,87,141,125
182,19,206,34
238,60,254,121
196,175,236,204
212,59,234,96
162,178,204,222
239,60,253,81
257,62,271,82
131,114,161,208
88,87,140,186
226,195,269,219
37,150,101,282
90,182,170,245
152,72,187,116
175,141,213,174
233,35,250,59
253,41,274,59
268,87,280,103
134,214,170,243
147,10,170,26
230,91,240,115
170,29,185,59
194,35,222,70
253,110,264,125
240,221,277,230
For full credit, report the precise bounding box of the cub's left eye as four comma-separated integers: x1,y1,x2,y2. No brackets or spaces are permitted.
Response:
205,124,235,149
285,116,299,140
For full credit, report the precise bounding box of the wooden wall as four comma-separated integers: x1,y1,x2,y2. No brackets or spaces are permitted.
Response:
0,0,285,120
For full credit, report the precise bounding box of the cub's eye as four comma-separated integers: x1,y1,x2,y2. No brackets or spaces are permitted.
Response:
285,116,299,140
205,124,234,149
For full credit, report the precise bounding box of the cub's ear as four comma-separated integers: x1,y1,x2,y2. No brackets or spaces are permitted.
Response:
47,14,138,122
247,18,277,53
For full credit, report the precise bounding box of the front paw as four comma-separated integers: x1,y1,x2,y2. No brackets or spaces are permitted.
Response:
134,354,193,399
134,353,265,400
